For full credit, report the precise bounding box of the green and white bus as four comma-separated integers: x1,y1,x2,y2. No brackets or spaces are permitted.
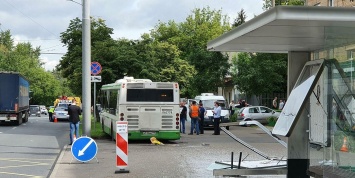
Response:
99,77,181,140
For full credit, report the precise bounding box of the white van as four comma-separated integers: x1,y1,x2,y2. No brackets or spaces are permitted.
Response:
188,93,230,130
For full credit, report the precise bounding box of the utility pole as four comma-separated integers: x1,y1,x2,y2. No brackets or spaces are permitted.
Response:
82,0,91,136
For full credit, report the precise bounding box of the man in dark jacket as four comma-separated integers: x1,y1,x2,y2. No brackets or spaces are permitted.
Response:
68,100,81,145
180,101,187,134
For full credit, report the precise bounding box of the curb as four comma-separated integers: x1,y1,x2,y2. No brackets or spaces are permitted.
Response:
49,145,68,178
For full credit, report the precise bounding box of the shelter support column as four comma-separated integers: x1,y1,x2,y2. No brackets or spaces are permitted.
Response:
287,51,311,178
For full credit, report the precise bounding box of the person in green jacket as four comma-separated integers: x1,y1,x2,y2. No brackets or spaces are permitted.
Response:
48,107,55,122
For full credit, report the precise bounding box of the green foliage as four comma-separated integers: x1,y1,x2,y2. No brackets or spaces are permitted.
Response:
59,17,115,96
263,0,273,11
0,30,68,106
283,0,305,5
266,116,278,126
233,9,247,27
188,48,229,97
149,7,231,97
79,116,110,139
230,113,238,122
264,0,305,9
58,7,232,99
231,52,287,96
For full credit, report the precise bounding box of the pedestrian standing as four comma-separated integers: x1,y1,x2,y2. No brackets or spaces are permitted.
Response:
229,100,235,116
188,100,200,135
272,97,278,109
68,100,81,145
212,101,221,135
279,100,285,110
180,101,187,134
198,103,206,134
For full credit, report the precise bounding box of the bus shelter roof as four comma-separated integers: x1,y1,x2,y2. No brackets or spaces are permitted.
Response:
207,6,355,53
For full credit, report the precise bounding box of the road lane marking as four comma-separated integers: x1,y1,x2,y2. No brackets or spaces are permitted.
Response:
0,171,43,177
0,163,49,169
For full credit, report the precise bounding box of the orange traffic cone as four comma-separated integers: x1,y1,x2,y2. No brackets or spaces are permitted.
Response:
340,137,349,152
54,117,58,123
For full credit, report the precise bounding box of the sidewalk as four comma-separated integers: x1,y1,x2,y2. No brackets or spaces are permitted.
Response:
49,126,288,178
50,139,117,178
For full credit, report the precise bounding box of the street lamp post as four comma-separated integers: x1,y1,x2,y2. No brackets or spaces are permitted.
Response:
82,0,91,136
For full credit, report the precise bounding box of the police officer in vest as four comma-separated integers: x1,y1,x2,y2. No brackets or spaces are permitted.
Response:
48,107,55,122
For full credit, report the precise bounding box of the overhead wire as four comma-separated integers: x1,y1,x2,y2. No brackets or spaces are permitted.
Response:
2,0,65,57
3,0,59,38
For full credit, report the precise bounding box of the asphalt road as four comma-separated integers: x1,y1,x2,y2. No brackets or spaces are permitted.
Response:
0,114,69,178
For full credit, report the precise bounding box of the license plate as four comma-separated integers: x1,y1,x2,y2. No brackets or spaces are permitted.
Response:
142,132,156,135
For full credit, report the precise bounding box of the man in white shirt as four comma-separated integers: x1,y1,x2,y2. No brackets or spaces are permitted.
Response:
279,100,284,110
212,101,221,135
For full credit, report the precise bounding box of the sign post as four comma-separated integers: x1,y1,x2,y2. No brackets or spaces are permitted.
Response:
115,121,129,173
91,62,102,125
71,136,98,163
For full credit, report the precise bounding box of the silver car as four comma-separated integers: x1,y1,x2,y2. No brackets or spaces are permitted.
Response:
29,105,41,117
237,106,280,126
53,107,69,120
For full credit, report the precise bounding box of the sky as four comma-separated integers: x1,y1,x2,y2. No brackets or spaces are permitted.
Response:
0,0,264,71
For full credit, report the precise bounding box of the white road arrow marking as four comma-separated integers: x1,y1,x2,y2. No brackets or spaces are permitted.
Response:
78,139,94,156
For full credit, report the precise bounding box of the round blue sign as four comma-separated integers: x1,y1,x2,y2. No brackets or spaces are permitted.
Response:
71,137,98,162
91,62,102,75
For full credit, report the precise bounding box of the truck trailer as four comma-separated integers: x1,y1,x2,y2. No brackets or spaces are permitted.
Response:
0,72,30,125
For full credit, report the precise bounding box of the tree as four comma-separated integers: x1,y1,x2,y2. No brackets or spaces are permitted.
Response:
58,17,115,96
263,0,305,10
149,7,231,97
0,30,14,51
231,53,287,96
0,30,65,106
233,9,247,27
263,0,273,11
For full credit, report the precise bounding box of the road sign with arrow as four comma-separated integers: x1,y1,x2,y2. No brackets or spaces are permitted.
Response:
71,136,98,162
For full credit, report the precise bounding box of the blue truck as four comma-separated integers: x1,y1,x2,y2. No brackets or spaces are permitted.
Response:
0,72,30,125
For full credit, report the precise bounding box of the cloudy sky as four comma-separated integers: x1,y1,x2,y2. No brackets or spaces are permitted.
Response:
0,0,264,71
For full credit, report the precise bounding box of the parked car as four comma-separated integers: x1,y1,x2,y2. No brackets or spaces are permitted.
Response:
53,107,69,120
40,105,48,115
29,105,41,117
237,106,280,126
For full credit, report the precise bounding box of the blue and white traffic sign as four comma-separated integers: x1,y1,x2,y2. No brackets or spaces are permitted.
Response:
91,62,102,75
71,137,98,162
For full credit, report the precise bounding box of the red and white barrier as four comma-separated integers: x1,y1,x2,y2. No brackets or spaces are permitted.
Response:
115,121,129,173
